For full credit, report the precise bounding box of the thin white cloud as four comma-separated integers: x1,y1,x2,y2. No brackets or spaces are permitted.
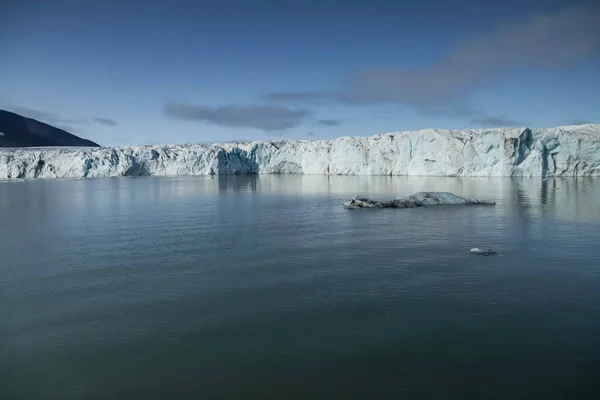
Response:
316,119,342,126
8,106,88,125
164,101,311,131
93,117,119,126
261,3,599,124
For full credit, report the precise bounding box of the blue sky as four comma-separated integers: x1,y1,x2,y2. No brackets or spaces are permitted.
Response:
1,0,599,146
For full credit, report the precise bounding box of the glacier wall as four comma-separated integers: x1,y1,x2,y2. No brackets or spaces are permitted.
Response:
1,124,599,179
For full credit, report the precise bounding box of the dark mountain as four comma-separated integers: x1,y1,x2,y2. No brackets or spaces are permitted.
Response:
0,110,100,147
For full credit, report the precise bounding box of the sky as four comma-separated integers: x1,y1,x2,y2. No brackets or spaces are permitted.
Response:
1,0,599,146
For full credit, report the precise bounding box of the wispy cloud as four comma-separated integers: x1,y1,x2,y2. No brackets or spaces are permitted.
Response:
8,106,88,125
54,124,79,133
9,107,58,122
470,115,527,127
316,119,342,127
261,4,599,112
94,117,119,126
164,101,311,131
7,106,119,130
418,104,527,127
113,137,131,144
567,119,592,125
307,132,315,137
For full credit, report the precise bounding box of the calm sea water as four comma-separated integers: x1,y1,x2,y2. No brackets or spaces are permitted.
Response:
1,175,600,399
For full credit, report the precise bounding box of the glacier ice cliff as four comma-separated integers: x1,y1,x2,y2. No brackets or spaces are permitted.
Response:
343,192,496,209
0,124,599,179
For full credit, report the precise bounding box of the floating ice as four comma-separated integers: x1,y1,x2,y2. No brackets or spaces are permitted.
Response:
469,248,498,256
343,192,496,209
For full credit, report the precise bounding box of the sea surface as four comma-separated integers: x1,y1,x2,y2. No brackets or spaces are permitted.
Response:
1,175,600,399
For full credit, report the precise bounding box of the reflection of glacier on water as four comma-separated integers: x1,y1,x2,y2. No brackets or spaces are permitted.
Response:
1,175,598,223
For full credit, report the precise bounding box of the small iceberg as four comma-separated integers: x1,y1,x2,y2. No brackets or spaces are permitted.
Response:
343,192,496,209
469,248,498,256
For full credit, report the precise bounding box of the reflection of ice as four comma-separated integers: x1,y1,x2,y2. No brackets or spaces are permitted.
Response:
1,176,598,222
231,175,600,222
249,175,509,198
147,174,600,222
510,178,600,221
217,175,258,193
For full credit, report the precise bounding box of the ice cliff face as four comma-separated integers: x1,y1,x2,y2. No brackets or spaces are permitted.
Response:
1,124,599,179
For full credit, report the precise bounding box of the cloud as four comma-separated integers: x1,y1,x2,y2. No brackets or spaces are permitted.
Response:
316,119,342,127
307,132,315,137
54,124,79,133
261,4,599,107
9,107,58,122
7,106,88,125
94,117,119,126
470,115,527,127
417,104,527,127
7,106,120,129
567,119,592,125
164,101,311,131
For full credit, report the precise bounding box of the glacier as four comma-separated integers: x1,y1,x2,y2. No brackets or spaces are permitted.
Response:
0,124,599,179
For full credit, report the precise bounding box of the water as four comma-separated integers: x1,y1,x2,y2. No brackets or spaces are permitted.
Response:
1,175,600,399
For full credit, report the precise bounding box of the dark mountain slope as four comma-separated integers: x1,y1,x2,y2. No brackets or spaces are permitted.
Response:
0,110,100,147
